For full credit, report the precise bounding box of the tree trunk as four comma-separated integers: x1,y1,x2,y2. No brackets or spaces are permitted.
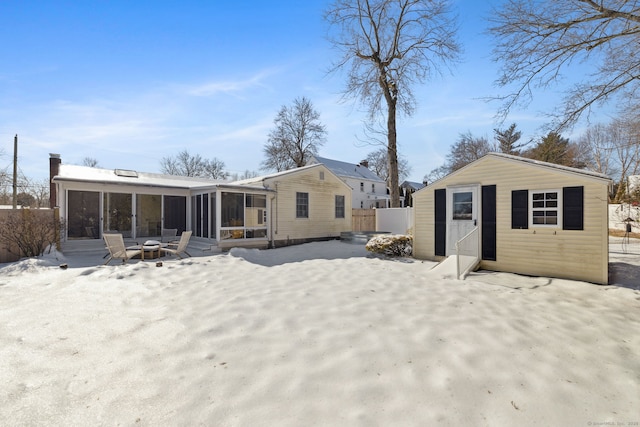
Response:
387,99,400,207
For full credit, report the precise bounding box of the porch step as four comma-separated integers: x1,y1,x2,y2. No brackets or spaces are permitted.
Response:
429,255,480,280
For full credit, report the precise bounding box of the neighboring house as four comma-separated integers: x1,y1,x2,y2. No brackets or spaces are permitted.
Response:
628,175,640,195
308,155,389,209
400,180,426,207
413,153,612,284
50,155,351,250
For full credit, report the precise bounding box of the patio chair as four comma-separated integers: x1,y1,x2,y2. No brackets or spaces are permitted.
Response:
161,228,178,242
160,230,192,259
103,233,143,265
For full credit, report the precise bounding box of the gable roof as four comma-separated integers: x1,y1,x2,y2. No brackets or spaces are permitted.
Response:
419,152,611,194
309,155,385,183
231,163,351,192
401,180,426,191
231,163,322,186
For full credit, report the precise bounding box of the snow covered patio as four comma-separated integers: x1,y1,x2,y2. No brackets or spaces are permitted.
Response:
1,239,638,425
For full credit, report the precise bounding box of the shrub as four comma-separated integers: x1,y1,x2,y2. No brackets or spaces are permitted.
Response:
0,209,64,258
365,234,413,257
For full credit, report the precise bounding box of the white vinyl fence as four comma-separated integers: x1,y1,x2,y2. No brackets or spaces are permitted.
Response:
375,207,414,235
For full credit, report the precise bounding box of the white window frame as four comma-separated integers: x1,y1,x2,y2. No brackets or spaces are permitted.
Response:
529,189,561,228
335,195,345,219
296,192,309,219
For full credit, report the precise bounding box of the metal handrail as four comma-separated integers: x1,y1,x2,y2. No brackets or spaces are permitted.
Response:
455,226,479,280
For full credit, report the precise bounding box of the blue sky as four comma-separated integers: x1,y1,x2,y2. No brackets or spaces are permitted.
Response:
0,0,592,184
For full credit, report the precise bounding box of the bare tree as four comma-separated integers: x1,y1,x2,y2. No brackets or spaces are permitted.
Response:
82,157,100,167
326,0,461,207
447,132,492,172
489,0,640,130
365,147,411,183
423,131,491,180
160,150,229,179
229,170,260,181
575,122,617,177
423,164,449,184
610,116,640,202
262,97,326,172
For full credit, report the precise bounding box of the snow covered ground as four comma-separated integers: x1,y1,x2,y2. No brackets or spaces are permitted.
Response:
1,239,639,426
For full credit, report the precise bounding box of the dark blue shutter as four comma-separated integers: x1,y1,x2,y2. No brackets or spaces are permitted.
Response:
482,185,497,261
434,189,446,256
512,190,528,229
563,186,584,230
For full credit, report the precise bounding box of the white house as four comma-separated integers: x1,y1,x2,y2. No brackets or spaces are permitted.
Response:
49,154,352,250
308,156,389,209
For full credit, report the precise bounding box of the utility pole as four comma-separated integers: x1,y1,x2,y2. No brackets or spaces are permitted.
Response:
12,134,18,209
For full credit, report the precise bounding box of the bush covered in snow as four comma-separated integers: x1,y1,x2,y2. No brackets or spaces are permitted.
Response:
365,234,413,257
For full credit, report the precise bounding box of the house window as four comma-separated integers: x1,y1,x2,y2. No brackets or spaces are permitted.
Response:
335,195,345,218
319,171,325,180
360,201,364,208
360,182,364,192
296,192,309,218
372,183,375,193
220,192,267,241
531,190,560,226
452,192,473,220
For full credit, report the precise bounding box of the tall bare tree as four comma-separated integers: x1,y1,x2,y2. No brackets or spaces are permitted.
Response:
262,97,326,172
326,0,461,207
160,150,228,179
489,0,640,130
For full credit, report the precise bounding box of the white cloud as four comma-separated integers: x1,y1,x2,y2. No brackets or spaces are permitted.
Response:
185,68,280,98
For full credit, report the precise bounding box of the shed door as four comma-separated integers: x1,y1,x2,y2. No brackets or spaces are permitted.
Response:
446,185,478,256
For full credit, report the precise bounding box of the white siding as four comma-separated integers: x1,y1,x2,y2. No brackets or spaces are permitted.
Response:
264,166,352,244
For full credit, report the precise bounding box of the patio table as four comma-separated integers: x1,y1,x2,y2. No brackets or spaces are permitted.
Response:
127,241,167,260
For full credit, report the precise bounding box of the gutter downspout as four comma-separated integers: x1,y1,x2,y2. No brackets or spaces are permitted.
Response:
270,181,278,248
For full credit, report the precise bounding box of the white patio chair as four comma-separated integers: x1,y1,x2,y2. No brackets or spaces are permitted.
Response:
160,230,192,259
103,233,142,265
161,228,178,242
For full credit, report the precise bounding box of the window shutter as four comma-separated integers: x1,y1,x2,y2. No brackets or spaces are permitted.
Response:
434,189,446,256
482,185,497,261
563,186,584,230
511,190,528,229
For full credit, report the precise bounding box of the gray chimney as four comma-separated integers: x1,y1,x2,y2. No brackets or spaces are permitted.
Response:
359,160,369,168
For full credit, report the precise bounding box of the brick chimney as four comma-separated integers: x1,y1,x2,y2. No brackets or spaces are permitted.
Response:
49,154,61,208
359,160,369,168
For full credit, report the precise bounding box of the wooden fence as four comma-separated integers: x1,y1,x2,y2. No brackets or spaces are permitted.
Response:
351,209,376,232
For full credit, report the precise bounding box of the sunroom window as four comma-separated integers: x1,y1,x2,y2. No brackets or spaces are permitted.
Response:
220,192,267,240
